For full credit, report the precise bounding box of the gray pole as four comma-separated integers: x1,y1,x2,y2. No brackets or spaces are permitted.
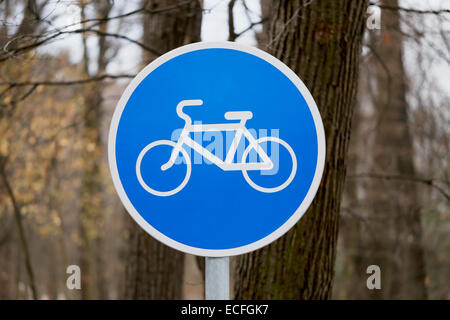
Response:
205,256,230,300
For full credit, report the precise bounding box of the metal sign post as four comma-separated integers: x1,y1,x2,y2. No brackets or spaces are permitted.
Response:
205,257,230,300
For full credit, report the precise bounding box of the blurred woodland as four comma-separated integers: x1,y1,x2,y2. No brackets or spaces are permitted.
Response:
0,0,448,300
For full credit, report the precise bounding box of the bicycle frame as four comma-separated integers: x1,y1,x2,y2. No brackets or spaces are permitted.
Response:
163,121,274,171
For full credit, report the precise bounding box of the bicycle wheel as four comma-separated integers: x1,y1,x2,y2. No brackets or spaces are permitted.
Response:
136,140,191,196
241,137,297,193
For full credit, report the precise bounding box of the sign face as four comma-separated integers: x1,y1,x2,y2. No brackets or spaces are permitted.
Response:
108,42,325,257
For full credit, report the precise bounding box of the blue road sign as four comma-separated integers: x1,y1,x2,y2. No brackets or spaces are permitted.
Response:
108,42,325,257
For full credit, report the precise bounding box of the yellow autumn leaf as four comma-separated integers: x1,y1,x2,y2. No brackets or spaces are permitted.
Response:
3,96,11,104
0,139,8,154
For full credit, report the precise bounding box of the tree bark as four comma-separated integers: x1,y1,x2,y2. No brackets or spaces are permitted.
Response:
140,0,203,64
124,0,202,300
366,0,427,299
235,0,368,299
255,0,271,48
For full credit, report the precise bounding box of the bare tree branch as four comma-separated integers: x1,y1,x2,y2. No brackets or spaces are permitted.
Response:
0,26,161,62
0,156,38,299
235,17,267,39
0,73,134,88
349,172,450,201
0,0,202,62
370,1,450,15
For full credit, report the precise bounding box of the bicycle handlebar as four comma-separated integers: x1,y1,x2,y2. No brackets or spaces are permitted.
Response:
176,99,203,126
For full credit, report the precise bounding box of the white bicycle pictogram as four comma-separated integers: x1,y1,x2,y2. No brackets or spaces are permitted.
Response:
136,99,297,196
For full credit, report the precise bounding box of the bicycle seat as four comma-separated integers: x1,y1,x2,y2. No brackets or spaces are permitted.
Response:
176,99,203,126
224,111,253,121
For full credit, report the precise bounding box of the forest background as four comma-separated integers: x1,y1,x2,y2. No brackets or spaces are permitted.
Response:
0,0,448,300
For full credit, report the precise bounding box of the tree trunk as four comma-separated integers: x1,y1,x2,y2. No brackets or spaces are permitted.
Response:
140,0,203,64
123,0,202,300
334,87,368,299
255,0,271,48
79,0,113,299
235,0,368,299
366,0,427,299
0,0,46,300
0,159,38,299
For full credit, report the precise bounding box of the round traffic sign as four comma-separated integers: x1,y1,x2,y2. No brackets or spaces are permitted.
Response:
108,42,325,256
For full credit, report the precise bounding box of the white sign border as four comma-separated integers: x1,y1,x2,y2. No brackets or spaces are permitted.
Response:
108,41,326,257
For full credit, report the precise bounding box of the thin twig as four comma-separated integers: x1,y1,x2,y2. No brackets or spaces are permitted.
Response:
370,2,450,15
0,74,135,88
0,156,38,299
348,172,450,201
235,18,267,39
